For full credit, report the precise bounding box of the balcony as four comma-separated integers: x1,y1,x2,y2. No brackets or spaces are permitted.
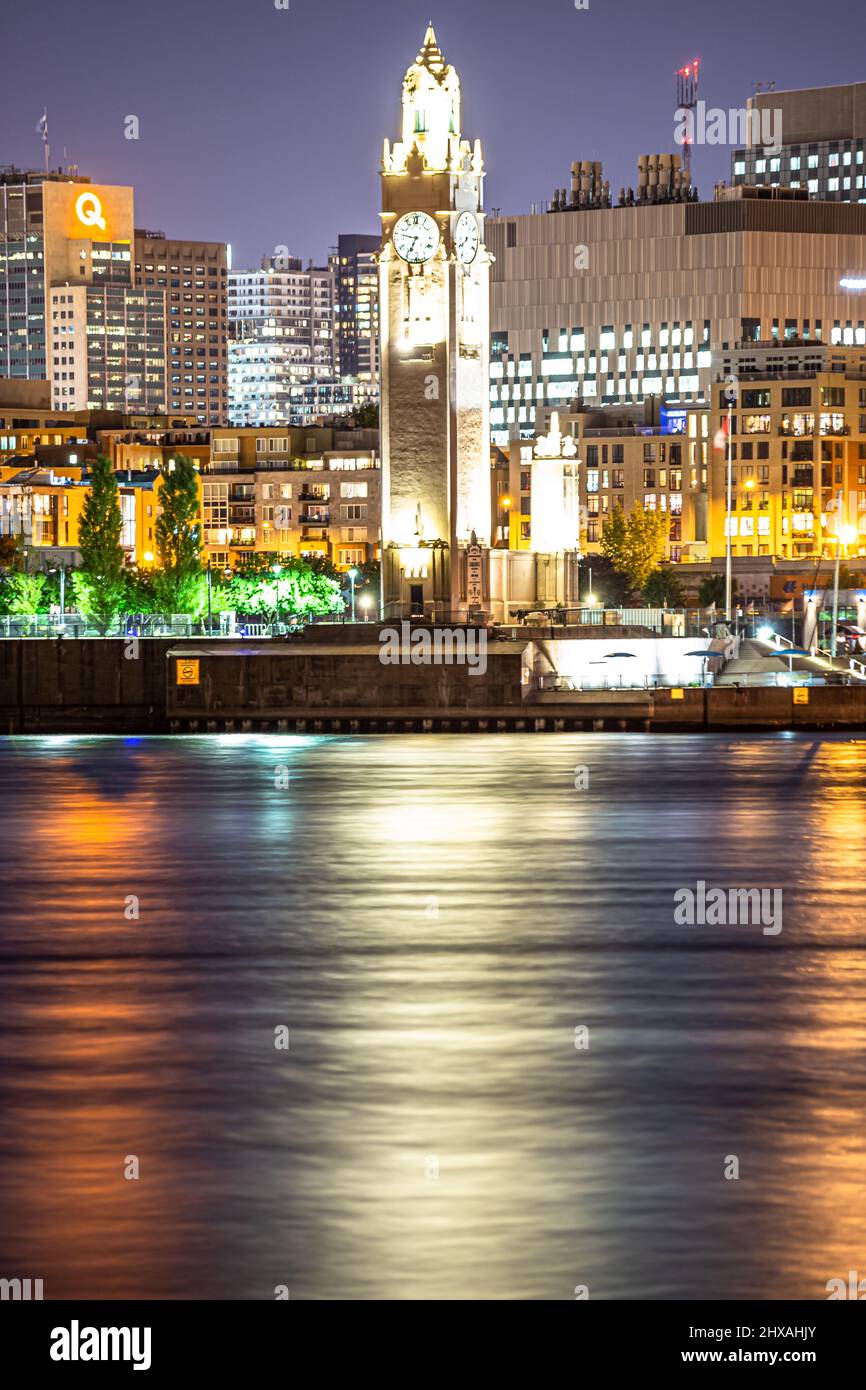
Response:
301,528,329,541
300,509,329,525
792,468,814,486
229,505,255,523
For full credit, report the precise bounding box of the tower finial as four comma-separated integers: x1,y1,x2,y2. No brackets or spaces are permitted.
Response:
416,23,446,78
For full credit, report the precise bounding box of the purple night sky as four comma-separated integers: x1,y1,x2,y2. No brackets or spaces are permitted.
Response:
3,0,863,268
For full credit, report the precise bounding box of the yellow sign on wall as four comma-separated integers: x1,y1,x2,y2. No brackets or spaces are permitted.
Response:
670,688,685,701
176,659,200,686
793,687,809,705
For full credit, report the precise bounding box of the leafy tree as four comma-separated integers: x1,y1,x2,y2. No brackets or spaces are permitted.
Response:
75,455,125,634
599,506,628,574
4,571,47,616
217,559,342,624
124,565,161,614
698,573,737,608
600,503,668,593
352,402,378,428
623,503,670,590
643,568,685,608
154,455,203,613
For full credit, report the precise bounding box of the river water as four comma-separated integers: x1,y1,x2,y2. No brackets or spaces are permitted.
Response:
1,732,865,1300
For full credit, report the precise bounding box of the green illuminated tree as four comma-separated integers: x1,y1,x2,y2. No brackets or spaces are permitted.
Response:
75,456,125,634
154,456,203,613
4,571,47,616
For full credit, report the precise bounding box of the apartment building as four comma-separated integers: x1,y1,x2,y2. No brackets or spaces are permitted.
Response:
504,400,710,564
134,230,229,426
203,426,380,570
710,341,866,561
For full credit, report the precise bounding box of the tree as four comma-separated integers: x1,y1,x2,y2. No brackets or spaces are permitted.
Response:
599,506,628,574
600,502,669,593
218,559,343,624
75,455,125,634
4,571,47,616
154,455,203,613
643,568,685,608
352,402,378,429
698,573,737,608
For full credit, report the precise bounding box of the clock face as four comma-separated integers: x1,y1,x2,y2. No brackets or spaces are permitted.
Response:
393,211,440,264
454,211,479,264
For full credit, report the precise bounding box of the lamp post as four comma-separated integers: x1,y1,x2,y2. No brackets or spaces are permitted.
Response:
725,399,733,626
206,559,213,637
347,566,358,622
271,563,283,634
500,494,513,548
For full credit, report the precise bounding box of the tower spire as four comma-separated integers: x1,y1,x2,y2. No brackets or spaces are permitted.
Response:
416,22,447,79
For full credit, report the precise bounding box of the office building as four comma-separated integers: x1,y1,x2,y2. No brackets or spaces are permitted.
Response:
486,174,866,444
330,234,380,387
227,257,336,426
731,82,866,203
134,230,229,425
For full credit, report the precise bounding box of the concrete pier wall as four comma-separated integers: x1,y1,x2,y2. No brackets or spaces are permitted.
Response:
1,638,866,733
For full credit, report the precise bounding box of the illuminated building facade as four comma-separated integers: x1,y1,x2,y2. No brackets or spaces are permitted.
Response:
203,426,380,571
379,26,492,617
732,82,866,203
503,401,710,565
228,257,343,426
486,190,866,445
330,234,380,387
711,341,866,562
135,231,228,426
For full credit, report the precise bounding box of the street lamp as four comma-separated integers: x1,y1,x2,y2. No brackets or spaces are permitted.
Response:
206,559,214,636
347,566,359,622
271,563,283,634
358,592,374,622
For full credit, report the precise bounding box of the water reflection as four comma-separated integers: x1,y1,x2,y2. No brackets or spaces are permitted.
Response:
1,733,865,1299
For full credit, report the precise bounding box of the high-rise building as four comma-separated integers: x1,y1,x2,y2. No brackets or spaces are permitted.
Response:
0,168,150,408
48,282,165,413
0,171,228,422
227,256,336,425
134,231,228,426
731,83,866,203
330,234,380,386
379,25,492,618
487,180,866,444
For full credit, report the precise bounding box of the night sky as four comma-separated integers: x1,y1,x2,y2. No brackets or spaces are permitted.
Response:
3,0,863,269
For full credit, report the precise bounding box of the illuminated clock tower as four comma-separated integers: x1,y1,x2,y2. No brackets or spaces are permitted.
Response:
379,25,492,619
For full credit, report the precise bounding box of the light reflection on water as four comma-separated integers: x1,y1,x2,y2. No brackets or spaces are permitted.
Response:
1,732,865,1300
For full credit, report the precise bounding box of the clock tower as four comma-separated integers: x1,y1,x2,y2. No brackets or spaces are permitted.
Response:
379,25,492,619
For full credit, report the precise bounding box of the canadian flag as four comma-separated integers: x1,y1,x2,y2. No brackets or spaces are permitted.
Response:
713,417,728,452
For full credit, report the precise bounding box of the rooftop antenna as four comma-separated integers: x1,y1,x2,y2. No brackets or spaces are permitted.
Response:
675,59,700,178
36,108,50,175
